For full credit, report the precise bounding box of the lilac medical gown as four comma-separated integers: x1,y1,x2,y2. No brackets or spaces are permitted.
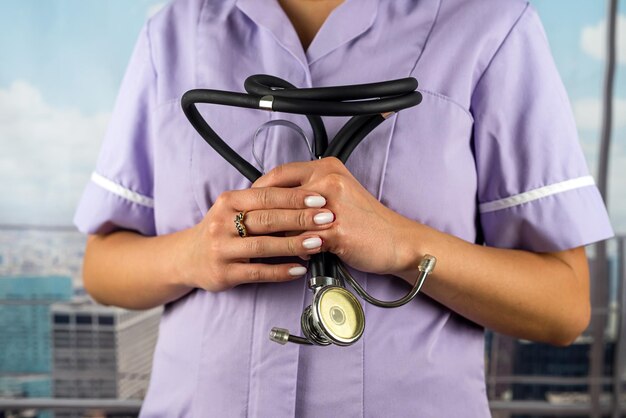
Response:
75,0,613,416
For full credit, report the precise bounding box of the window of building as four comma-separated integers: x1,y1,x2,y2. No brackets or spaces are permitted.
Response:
54,314,70,324
98,315,114,326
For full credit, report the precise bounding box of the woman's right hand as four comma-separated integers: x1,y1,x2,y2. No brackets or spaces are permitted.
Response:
176,187,335,292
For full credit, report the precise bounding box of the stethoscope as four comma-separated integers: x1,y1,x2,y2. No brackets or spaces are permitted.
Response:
182,74,436,347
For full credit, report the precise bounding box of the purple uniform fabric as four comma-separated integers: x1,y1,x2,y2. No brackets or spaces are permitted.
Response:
74,0,614,416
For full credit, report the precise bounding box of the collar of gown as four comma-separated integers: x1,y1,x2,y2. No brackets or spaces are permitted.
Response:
236,0,380,68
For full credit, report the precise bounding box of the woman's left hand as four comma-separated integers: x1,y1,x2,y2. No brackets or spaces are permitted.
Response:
253,157,420,276
254,158,594,346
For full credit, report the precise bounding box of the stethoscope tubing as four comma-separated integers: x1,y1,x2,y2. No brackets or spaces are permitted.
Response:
243,74,418,101
181,74,421,181
181,74,428,315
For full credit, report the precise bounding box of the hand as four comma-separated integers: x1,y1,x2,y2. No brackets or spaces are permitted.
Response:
177,187,337,292
253,158,421,276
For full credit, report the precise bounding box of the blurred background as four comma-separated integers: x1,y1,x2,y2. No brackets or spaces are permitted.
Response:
0,0,624,417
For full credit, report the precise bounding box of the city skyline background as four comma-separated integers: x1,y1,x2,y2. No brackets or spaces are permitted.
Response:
0,0,624,232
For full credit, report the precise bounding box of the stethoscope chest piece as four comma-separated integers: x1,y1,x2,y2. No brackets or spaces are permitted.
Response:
302,286,365,346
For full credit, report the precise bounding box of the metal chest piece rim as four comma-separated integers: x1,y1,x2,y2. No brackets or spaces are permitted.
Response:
302,285,365,346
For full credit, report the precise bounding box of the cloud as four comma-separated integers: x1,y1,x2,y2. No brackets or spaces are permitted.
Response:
147,2,166,18
0,81,109,225
572,97,626,131
580,14,626,64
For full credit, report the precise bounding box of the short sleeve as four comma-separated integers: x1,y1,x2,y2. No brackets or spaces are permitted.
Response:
471,4,613,252
74,24,157,236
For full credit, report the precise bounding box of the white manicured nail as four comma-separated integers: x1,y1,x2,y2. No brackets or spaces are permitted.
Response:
305,195,326,208
313,212,334,225
288,266,307,277
302,237,322,249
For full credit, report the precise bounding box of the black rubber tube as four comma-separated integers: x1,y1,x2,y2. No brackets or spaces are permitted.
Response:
181,75,421,179
244,74,418,101
181,75,423,324
244,75,329,158
324,115,372,158
181,91,262,182
336,114,386,163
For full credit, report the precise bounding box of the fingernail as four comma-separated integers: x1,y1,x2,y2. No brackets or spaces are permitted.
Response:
305,195,326,208
302,237,322,249
288,266,307,277
313,212,334,225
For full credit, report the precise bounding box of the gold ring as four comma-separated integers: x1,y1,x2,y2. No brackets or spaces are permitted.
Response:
234,211,248,238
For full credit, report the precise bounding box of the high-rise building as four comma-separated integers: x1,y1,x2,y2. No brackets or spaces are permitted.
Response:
0,276,73,375
0,375,51,399
0,276,72,418
51,299,160,403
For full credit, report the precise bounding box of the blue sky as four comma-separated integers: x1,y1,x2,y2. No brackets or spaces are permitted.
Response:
534,0,607,98
0,0,625,233
0,0,165,226
0,0,164,114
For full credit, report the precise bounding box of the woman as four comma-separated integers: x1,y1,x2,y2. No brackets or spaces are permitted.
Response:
75,0,613,416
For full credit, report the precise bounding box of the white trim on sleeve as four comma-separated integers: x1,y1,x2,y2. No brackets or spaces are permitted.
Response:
479,176,596,213
90,172,155,208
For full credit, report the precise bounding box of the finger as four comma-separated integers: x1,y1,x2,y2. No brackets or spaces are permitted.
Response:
244,209,335,235
253,157,345,188
228,263,308,285
252,161,314,188
227,235,324,259
222,187,326,211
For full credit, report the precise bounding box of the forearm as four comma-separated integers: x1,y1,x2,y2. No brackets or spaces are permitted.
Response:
83,230,194,310
82,187,331,310
397,222,590,345
251,158,593,346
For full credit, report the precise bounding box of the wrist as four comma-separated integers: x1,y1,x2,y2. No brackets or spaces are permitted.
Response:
392,219,431,284
168,226,199,290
